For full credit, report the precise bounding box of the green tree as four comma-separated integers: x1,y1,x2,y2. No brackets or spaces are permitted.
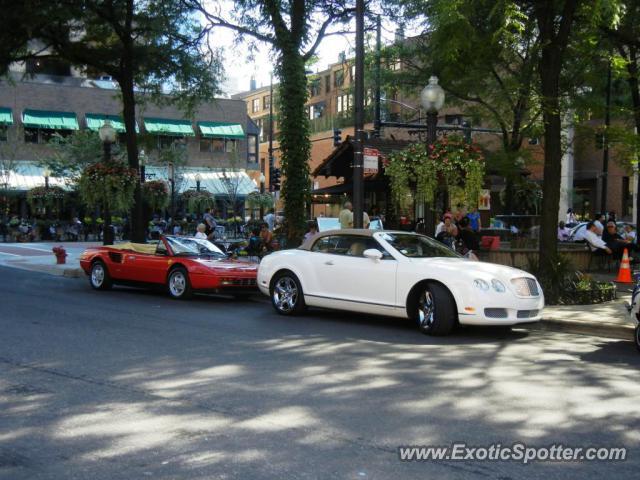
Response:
17,0,221,242
188,0,354,243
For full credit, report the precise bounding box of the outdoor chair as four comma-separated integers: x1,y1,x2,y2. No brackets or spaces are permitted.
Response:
586,242,616,272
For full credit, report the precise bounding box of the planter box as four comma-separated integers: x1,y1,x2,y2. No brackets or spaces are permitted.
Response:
481,247,591,271
560,283,617,305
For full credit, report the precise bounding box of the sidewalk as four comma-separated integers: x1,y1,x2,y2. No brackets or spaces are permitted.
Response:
0,243,636,342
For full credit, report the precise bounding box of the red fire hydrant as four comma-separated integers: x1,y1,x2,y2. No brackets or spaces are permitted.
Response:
52,246,67,265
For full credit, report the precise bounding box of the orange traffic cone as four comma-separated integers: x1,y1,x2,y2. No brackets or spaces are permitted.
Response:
616,248,632,283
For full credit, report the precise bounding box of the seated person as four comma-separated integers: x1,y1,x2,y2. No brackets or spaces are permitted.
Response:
436,224,458,250
260,223,274,251
557,221,570,241
583,221,616,257
602,221,635,254
457,217,480,253
247,228,263,256
623,224,636,242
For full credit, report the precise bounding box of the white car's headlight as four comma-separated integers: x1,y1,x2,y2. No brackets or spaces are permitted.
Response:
491,279,506,293
474,279,490,291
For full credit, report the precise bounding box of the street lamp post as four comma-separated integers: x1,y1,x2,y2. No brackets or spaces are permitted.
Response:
195,172,202,192
98,120,117,245
139,149,146,184
420,76,445,236
42,166,51,219
168,162,175,219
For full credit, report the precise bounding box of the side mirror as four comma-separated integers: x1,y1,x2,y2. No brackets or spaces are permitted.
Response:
363,248,383,261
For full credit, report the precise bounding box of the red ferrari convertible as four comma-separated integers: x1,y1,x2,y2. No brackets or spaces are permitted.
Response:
79,235,258,299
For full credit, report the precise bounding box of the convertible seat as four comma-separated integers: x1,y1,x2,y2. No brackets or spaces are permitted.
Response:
108,242,157,255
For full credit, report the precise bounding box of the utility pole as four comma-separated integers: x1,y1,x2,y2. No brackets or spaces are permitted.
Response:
353,0,365,228
601,57,612,214
373,15,381,138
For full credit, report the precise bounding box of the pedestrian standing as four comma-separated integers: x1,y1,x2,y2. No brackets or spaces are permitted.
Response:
467,206,481,232
264,208,276,231
339,201,353,229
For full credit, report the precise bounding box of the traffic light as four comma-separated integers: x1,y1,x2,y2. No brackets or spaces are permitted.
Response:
333,128,342,147
271,168,281,191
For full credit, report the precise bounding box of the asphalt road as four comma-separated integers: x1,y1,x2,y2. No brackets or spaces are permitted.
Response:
1,266,639,480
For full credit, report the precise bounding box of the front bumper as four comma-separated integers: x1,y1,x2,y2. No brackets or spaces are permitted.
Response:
458,294,545,326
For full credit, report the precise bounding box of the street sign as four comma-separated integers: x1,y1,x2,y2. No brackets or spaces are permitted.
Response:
363,147,379,174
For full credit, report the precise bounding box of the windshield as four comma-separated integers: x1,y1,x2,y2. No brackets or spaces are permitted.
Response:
379,233,461,258
165,236,226,257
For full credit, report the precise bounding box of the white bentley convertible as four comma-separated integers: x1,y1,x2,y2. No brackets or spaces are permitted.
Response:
257,229,544,335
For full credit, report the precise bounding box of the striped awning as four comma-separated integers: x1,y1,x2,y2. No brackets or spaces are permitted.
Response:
198,122,245,139
0,162,72,191
85,113,138,133
143,167,258,195
0,107,13,125
143,117,194,136
22,109,79,130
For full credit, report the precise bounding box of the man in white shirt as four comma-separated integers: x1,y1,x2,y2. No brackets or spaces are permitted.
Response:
593,213,605,235
583,222,612,255
264,208,276,231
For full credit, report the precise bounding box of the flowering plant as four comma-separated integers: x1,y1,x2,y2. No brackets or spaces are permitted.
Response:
385,135,485,209
27,186,66,211
78,161,138,212
142,180,169,211
181,190,214,212
246,191,274,209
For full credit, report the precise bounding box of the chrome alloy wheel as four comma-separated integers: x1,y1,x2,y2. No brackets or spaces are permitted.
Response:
169,270,187,297
418,289,435,330
273,276,299,313
91,263,105,287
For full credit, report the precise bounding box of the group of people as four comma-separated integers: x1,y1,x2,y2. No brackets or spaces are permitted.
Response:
561,210,637,260
434,207,482,255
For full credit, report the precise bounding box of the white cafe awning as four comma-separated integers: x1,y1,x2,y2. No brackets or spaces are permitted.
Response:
0,161,72,191
143,166,258,196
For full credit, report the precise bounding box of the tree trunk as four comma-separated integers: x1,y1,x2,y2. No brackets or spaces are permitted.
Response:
278,48,310,245
535,0,579,273
625,48,640,226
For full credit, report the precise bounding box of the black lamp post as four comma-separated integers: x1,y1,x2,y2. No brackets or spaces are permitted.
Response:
259,172,266,219
42,166,51,219
168,162,175,218
98,120,117,245
420,76,445,235
139,149,146,184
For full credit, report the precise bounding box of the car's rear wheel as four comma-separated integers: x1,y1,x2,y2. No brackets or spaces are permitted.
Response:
270,271,305,315
167,267,192,299
635,325,640,352
411,282,456,336
89,260,112,290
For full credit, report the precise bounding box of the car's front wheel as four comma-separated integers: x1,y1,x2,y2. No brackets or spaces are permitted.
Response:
89,260,112,290
167,267,193,300
411,282,456,336
270,271,305,315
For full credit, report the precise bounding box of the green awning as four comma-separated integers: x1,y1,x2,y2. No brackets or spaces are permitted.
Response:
22,109,79,130
144,117,194,136
0,107,13,125
85,113,137,133
198,121,245,139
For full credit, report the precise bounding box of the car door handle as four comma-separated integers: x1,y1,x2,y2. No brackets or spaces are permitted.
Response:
324,260,334,265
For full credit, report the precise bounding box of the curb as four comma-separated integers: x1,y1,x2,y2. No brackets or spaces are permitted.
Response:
526,318,633,341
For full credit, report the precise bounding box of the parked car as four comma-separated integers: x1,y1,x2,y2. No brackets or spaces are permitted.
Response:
257,229,544,335
80,235,258,299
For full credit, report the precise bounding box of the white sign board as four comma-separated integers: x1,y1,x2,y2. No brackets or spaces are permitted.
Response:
363,147,379,173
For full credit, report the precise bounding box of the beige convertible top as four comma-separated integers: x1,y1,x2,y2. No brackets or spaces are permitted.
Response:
107,242,157,255
298,228,375,251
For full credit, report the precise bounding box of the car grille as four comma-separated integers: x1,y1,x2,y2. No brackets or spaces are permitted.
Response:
510,277,539,297
485,308,508,318
517,309,539,319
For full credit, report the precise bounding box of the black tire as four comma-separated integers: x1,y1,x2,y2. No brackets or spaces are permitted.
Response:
410,282,456,336
167,266,193,300
89,260,112,290
270,271,305,316
635,325,640,352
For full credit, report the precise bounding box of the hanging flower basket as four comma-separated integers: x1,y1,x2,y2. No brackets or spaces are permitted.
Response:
27,186,66,211
181,190,215,212
385,134,485,209
142,180,170,211
246,191,274,209
78,161,138,212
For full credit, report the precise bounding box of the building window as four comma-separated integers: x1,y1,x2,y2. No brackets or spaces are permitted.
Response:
252,98,261,113
263,95,271,110
158,135,178,150
248,134,258,164
0,126,8,142
212,139,225,153
334,70,344,87
24,128,70,144
350,65,356,81
200,138,212,152
325,75,331,93
225,139,237,153
445,114,464,125
336,94,352,114
308,102,325,119
309,79,321,97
